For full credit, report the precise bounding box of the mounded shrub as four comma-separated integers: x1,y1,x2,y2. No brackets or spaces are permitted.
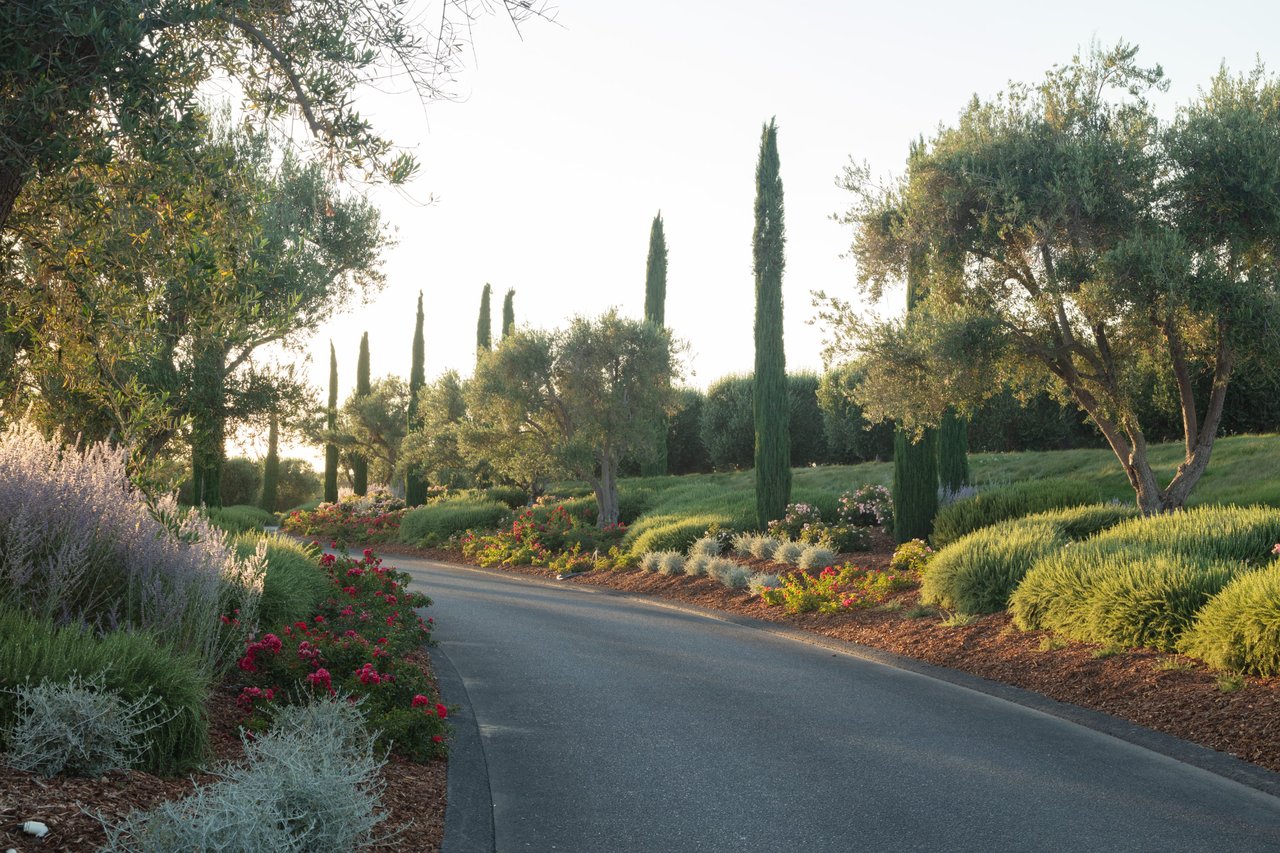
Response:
684,554,711,577
930,478,1100,548
922,520,1065,615
219,458,263,508
797,545,837,571
706,557,750,589
208,504,277,534
625,516,717,558
773,540,805,566
483,486,528,509
658,552,686,576
398,498,509,545
749,536,780,561
1011,546,1246,652
234,534,329,628
1087,505,1280,564
639,552,663,573
688,536,723,559
0,605,209,776
1181,564,1280,675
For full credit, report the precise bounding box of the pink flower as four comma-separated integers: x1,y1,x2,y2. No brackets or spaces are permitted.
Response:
412,694,431,708
432,735,444,743
308,668,332,691
435,703,448,719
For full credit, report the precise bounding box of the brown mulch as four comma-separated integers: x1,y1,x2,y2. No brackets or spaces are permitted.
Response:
0,658,447,853
368,533,1280,775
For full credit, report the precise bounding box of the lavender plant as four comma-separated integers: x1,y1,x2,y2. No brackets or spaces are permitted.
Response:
0,422,264,675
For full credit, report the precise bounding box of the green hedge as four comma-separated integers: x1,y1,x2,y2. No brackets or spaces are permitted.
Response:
399,498,510,545
921,504,1136,615
931,478,1101,548
1181,564,1280,675
0,605,209,775
233,534,330,628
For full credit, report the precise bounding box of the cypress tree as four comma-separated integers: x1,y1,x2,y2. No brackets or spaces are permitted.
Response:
643,211,669,476
476,283,492,358
892,250,939,542
501,288,515,340
937,408,970,493
324,342,339,503
643,212,667,327
259,409,280,512
352,332,370,495
406,292,429,505
752,118,791,530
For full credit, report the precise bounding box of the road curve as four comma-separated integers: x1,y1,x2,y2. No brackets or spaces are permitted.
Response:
397,557,1280,853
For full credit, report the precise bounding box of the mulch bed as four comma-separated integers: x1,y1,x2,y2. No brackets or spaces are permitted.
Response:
0,653,446,852
369,532,1280,775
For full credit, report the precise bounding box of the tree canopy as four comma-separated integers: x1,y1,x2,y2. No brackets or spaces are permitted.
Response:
823,43,1280,514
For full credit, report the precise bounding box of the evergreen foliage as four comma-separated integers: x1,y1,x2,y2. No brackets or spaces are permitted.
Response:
752,118,790,529
324,343,339,503
406,292,428,505
892,251,937,542
476,283,493,358
501,288,516,340
353,333,371,495
259,411,280,513
643,212,670,475
937,408,970,491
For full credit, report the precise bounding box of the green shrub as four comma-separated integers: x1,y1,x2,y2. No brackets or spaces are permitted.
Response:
625,516,718,558
1011,546,1247,652
1181,564,1280,675
923,520,1065,615
233,534,329,628
931,478,1101,548
207,505,278,534
219,458,263,508
1088,505,1280,564
398,498,509,545
484,486,528,509
0,605,209,775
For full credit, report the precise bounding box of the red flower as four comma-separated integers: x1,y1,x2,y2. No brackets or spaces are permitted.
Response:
435,703,448,719
432,735,444,743
307,668,332,691
412,694,431,708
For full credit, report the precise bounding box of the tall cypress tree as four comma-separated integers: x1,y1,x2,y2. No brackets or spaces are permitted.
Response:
406,292,429,505
643,212,667,326
642,211,669,476
501,288,515,340
892,250,939,542
259,409,280,512
352,332,370,495
752,118,791,530
937,409,970,493
324,342,339,503
476,283,492,358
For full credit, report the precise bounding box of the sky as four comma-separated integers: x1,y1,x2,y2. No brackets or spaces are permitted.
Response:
242,0,1280,461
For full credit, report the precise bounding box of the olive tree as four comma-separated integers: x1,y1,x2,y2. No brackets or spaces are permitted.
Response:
822,43,1280,514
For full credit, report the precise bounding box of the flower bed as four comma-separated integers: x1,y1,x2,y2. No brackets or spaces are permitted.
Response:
280,492,408,545
231,548,448,762
460,504,632,573
757,539,932,613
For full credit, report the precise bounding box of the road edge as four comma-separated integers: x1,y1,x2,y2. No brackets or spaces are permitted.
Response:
429,641,497,853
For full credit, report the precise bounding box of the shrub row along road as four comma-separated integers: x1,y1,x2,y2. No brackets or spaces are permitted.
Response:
398,558,1280,852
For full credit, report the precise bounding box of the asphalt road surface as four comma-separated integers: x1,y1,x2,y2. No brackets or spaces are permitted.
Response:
397,557,1280,853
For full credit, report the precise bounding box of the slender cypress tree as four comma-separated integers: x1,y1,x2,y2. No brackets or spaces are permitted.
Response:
406,292,429,505
501,288,515,340
937,409,970,493
352,332,370,495
643,212,667,327
476,283,492,358
259,409,280,512
892,250,939,542
752,118,791,530
324,342,339,503
642,211,670,475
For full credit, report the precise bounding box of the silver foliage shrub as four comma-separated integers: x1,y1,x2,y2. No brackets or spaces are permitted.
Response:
774,540,805,566
748,573,780,596
639,552,663,573
797,545,837,571
684,553,711,577
99,697,386,853
706,557,750,590
0,422,264,673
729,532,757,558
750,536,781,561
688,535,723,559
658,551,686,576
4,674,165,777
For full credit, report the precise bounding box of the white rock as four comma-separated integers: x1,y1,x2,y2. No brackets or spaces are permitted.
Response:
21,819,49,837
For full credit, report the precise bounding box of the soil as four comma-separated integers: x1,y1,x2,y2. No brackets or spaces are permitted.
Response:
0,653,446,853
374,530,1280,775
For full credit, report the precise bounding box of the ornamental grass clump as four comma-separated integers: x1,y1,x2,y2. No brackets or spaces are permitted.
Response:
1011,546,1246,652
639,552,663,573
3,673,165,778
684,553,711,577
688,535,723,559
706,557,750,589
922,520,1065,615
1181,556,1280,675
1087,505,1280,564
730,532,758,558
99,697,386,853
749,535,780,561
0,422,262,676
930,478,1100,548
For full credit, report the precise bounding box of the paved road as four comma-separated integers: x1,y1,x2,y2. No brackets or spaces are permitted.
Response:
398,557,1280,852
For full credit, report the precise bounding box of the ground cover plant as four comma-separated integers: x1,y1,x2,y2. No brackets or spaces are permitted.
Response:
759,559,920,614
460,502,630,572
930,478,1101,548
398,496,510,546
1180,549,1280,675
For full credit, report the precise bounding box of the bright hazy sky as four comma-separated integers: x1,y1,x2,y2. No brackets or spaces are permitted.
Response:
247,0,1280,460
